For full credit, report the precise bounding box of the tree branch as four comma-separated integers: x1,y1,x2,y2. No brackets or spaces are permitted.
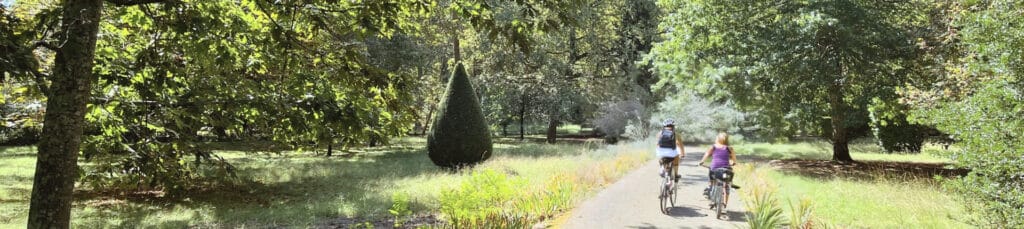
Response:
105,0,176,6
30,69,50,96
33,41,60,52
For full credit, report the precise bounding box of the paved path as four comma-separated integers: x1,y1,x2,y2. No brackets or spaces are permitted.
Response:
561,146,748,229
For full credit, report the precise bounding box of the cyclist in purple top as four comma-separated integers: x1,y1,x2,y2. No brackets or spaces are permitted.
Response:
697,133,737,204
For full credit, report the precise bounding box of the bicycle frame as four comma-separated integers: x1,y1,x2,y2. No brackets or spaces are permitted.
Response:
659,159,679,214
701,164,733,219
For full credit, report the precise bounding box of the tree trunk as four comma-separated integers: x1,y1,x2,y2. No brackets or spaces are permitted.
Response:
519,94,527,140
327,142,333,157
28,1,103,228
422,106,434,136
545,115,558,144
453,35,461,63
368,135,378,147
829,78,853,163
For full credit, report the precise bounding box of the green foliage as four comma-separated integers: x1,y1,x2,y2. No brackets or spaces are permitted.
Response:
428,64,492,168
439,169,522,227
870,115,925,153
741,166,786,229
913,82,1024,227
389,192,412,228
436,168,579,228
650,0,928,156
787,198,815,229
903,1,1024,226
745,184,785,229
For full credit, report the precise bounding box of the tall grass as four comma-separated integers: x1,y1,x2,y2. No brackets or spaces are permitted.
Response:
437,141,652,228
0,138,651,228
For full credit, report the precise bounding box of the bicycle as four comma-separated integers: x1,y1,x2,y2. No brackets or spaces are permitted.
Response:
700,163,736,219
658,158,679,214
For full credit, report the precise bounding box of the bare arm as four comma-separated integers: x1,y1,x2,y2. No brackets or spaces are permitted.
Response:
699,147,713,165
675,135,685,158
729,146,738,165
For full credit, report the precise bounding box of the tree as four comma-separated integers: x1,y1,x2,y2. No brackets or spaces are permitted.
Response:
903,1,1023,226
651,0,924,162
1,0,577,227
427,63,492,168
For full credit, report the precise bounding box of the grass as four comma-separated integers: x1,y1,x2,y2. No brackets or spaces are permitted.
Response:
732,139,975,228
0,137,650,228
732,138,953,163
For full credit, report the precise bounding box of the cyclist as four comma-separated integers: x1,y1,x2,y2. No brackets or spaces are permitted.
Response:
656,119,684,184
698,132,737,207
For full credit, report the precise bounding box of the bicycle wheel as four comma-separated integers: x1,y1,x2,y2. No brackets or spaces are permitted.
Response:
659,177,669,214
715,183,726,219
669,181,678,207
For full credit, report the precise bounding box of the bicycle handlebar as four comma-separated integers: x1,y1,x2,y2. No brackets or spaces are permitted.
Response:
699,163,738,168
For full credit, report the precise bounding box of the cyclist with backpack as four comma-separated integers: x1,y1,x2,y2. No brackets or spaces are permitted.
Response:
656,120,685,183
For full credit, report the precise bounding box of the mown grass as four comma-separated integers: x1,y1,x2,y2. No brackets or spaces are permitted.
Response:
0,137,649,228
733,139,974,228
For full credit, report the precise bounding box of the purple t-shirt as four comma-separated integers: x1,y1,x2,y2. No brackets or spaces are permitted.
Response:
710,145,731,169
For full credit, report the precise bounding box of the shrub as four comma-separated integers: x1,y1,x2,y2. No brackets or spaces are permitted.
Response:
870,114,926,153
389,192,412,227
439,169,527,228
649,91,746,143
594,99,645,143
912,82,1024,227
427,63,493,168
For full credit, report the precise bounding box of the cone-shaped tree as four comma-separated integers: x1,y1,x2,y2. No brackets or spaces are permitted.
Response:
427,63,493,168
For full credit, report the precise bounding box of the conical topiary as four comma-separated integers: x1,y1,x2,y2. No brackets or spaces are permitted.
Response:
427,63,493,168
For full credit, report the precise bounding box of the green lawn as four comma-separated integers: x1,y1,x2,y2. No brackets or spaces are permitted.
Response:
732,140,974,228
0,137,650,228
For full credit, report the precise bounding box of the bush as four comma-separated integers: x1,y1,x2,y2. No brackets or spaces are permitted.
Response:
439,169,527,228
649,91,747,142
870,114,925,153
0,125,40,146
427,63,493,168
1,103,44,146
912,82,1023,227
594,100,645,143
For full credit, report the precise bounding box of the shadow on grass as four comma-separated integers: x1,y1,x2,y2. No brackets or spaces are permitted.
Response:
767,160,969,181
71,147,445,228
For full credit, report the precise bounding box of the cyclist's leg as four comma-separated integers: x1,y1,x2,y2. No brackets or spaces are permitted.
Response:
658,157,674,178
671,155,681,182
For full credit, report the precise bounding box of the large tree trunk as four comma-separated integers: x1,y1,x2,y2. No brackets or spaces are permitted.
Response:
28,1,103,228
544,116,561,143
545,115,558,144
829,77,853,163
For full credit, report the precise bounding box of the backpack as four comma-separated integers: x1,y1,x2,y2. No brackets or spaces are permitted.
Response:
658,130,676,148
